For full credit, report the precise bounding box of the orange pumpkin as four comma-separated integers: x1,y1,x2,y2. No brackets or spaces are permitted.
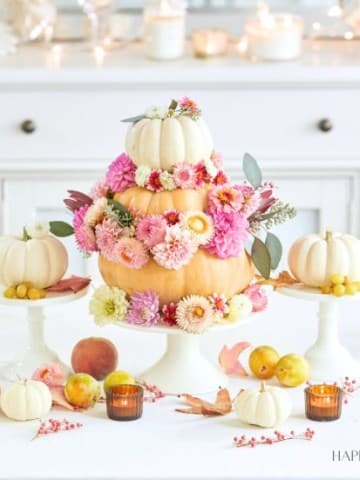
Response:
99,186,255,305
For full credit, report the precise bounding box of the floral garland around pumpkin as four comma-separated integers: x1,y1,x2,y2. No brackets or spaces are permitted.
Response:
89,283,268,334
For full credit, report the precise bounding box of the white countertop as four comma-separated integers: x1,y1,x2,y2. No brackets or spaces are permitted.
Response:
0,291,359,480
1,40,360,86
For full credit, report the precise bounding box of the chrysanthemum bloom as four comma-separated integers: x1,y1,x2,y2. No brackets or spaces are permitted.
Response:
126,290,160,327
73,204,98,253
111,237,149,269
244,284,268,312
89,285,129,326
237,185,261,217
105,153,136,192
147,170,163,192
180,211,214,245
208,184,244,213
173,163,197,189
176,295,214,333
152,225,197,269
84,197,107,227
95,217,123,260
223,294,252,323
136,215,167,249
90,180,109,200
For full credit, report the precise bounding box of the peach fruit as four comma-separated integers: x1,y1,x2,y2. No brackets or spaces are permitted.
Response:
71,337,118,381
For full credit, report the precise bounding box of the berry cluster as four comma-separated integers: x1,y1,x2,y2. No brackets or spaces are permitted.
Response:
136,380,166,403
4,282,46,301
321,274,360,297
32,418,83,440
233,428,315,448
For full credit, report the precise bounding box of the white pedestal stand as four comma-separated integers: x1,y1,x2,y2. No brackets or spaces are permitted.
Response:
118,318,252,395
279,286,360,382
0,288,88,381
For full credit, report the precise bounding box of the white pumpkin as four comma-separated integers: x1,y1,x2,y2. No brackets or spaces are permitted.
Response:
125,116,214,170
0,235,68,289
1,380,52,421
234,383,292,428
288,231,360,287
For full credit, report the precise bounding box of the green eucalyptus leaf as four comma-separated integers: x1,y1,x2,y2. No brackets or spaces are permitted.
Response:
243,153,263,189
251,237,271,279
108,199,133,227
49,221,74,237
265,232,282,270
121,115,146,124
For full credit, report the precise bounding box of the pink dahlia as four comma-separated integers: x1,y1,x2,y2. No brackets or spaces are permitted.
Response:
147,170,163,192
244,284,268,313
90,179,109,200
95,217,122,260
112,237,149,269
105,153,136,193
173,163,197,189
136,215,167,248
162,302,177,327
126,290,160,327
207,184,244,214
152,225,197,270
32,363,66,387
204,210,249,259
163,209,180,226
194,162,211,187
213,170,229,186
73,205,97,253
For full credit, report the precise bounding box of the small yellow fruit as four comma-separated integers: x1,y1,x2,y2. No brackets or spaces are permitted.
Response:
275,354,309,387
103,370,135,393
354,281,360,292
16,284,28,299
330,273,345,285
3,287,17,299
28,288,41,300
345,283,357,296
321,285,332,294
344,276,350,286
248,346,280,380
333,284,346,297
23,281,34,289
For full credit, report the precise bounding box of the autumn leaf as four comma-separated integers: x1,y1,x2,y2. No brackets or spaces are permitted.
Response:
218,342,251,376
175,388,232,416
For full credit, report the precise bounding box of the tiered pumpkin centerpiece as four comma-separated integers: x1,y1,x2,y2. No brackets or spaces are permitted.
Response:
64,98,295,333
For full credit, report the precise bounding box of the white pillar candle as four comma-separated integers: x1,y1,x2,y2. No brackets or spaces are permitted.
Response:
144,0,186,60
245,5,303,61
191,29,229,58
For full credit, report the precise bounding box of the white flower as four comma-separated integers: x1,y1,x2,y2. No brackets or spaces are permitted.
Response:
89,285,129,326
144,105,168,120
135,165,152,187
176,295,214,333
84,197,107,227
203,158,218,179
224,294,252,323
25,219,50,239
160,171,176,191
180,211,214,245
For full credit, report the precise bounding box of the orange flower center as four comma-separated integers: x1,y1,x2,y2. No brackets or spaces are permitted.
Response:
217,189,236,205
121,252,132,263
193,306,205,318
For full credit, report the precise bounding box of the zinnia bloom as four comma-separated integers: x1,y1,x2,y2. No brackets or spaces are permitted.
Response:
244,284,268,313
223,294,253,323
173,163,197,189
89,285,129,326
181,211,214,245
73,205,97,253
32,363,66,387
95,217,123,260
84,197,107,227
163,209,180,226
162,302,177,327
112,237,149,269
237,185,261,217
147,169,163,192
213,170,229,186
194,162,211,187
105,153,136,193
152,225,197,270
126,290,160,327
207,184,244,213
136,215,167,249
176,295,213,333
90,180,108,200
179,97,201,118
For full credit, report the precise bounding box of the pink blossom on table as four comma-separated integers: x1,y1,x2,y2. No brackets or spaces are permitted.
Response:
213,170,229,186
244,284,268,312
73,205,98,253
207,185,244,214
209,294,229,314
147,169,163,192
173,163,197,189
32,363,66,387
105,153,136,193
152,225,197,269
210,151,224,169
95,217,123,260
163,209,181,226
204,210,249,259
136,215,167,249
179,96,201,117
194,162,211,187
162,302,178,327
90,179,109,200
126,290,160,327
111,237,149,269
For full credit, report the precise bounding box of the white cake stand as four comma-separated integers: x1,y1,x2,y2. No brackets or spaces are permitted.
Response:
0,288,89,381
278,285,360,382
118,316,253,395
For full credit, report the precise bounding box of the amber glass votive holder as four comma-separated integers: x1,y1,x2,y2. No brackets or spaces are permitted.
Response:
106,384,144,421
305,385,343,422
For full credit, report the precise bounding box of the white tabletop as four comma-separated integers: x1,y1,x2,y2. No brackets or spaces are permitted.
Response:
0,291,359,480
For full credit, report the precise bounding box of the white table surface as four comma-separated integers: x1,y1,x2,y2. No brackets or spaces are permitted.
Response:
0,290,359,480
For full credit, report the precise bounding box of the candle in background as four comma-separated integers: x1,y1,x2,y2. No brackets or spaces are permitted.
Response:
305,385,343,422
143,0,186,60
244,2,304,61
192,29,229,59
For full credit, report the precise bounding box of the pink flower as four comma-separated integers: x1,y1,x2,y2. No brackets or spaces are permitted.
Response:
258,188,277,213
152,225,197,270
32,363,66,387
163,209,180,226
173,163,197,189
136,216,167,248
147,170,163,192
90,180,109,200
209,294,229,314
244,284,268,313
162,302,177,327
237,185,261,217
213,170,229,186
111,237,149,269
126,290,160,327
207,184,244,213
204,210,249,259
95,217,122,260
105,153,136,193
194,162,211,187
179,97,201,117
73,205,97,253
211,151,224,169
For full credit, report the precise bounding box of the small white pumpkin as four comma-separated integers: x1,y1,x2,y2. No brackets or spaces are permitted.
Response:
288,230,360,287
1,380,52,421
0,234,68,289
125,115,214,170
234,382,292,428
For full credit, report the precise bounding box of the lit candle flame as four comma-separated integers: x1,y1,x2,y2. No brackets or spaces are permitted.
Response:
94,46,105,66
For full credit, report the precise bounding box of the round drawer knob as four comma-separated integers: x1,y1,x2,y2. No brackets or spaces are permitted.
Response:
318,118,333,133
20,119,36,134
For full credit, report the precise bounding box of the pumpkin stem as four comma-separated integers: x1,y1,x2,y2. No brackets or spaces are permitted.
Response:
22,227,31,241
325,230,332,242
259,381,266,393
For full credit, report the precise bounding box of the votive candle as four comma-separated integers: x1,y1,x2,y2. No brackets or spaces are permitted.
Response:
192,29,229,59
305,385,343,422
106,384,144,421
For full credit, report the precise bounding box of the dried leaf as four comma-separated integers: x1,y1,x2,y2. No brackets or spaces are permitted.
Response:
218,342,251,376
256,270,300,289
50,386,77,411
175,388,232,416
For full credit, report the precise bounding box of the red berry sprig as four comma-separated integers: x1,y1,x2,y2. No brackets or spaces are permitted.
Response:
32,418,83,441
136,380,166,403
233,428,315,448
